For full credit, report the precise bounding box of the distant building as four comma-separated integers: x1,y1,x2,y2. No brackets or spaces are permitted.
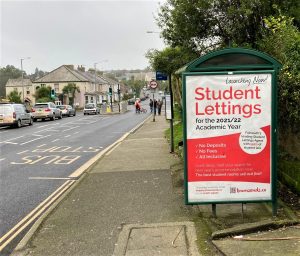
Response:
5,78,33,103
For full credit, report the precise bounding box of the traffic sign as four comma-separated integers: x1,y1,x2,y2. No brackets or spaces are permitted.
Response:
156,71,168,80
149,80,158,89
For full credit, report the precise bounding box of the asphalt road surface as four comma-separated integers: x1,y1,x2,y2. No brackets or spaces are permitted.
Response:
0,103,150,253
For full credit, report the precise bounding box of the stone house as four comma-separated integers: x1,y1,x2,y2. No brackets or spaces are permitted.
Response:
32,65,117,107
5,78,33,103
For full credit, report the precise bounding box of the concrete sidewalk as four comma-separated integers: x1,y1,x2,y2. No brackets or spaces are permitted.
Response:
12,114,200,256
12,113,299,256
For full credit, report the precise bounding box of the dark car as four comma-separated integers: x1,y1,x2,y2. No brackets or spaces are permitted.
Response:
127,98,135,105
0,103,33,128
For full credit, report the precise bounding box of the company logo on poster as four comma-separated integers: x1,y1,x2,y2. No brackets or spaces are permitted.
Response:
184,73,273,203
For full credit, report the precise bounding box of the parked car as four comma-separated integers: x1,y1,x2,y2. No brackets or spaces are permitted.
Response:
32,102,62,121
83,103,100,115
0,102,33,128
127,98,135,105
56,105,76,117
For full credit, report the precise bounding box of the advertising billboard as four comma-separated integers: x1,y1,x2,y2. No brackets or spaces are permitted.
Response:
183,72,274,204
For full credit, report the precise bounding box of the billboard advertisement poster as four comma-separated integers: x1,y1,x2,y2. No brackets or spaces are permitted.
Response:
184,72,273,203
165,94,172,120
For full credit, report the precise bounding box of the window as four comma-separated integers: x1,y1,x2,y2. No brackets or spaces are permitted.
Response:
85,96,89,104
91,96,94,103
27,90,30,95
54,83,59,93
41,84,46,87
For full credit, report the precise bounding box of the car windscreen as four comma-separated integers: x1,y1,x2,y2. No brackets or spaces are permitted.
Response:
0,105,13,115
85,104,95,109
56,106,66,109
34,104,48,108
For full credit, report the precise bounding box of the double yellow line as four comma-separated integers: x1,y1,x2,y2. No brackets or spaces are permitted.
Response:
0,180,75,252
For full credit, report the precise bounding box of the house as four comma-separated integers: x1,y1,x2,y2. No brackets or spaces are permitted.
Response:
32,65,118,107
5,78,34,103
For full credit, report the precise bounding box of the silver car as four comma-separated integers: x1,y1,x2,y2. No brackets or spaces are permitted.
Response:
83,103,100,115
32,102,62,121
0,103,33,128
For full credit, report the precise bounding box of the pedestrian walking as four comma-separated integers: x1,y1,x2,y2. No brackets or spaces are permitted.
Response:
153,99,157,115
157,99,163,115
149,99,153,113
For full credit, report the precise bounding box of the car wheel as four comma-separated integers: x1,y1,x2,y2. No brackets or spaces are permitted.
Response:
73,112,76,116
15,119,22,128
58,113,62,119
29,118,33,126
33,118,37,122
50,116,55,121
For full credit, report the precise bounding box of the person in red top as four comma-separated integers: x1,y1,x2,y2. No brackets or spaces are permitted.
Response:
135,99,141,113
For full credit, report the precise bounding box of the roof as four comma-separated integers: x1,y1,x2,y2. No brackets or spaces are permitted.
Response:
34,65,89,83
6,78,32,87
176,47,282,74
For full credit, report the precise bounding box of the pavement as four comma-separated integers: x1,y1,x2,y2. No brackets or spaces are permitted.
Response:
11,111,300,256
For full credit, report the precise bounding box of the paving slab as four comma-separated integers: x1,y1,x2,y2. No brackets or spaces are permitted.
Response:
113,222,200,256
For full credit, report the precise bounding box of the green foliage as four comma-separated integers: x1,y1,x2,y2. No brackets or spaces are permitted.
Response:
0,65,23,97
35,86,51,102
258,15,300,131
7,90,22,103
123,79,145,98
157,0,300,52
62,83,80,106
146,46,197,75
278,160,300,194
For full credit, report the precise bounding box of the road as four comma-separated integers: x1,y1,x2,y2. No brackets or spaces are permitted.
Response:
0,102,150,253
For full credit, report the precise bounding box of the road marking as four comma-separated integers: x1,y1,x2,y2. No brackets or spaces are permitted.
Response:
17,150,29,155
0,135,24,145
69,132,129,178
73,131,79,134
20,135,51,145
0,158,5,161
51,139,60,142
64,135,71,138
37,144,46,148
62,126,79,132
0,180,75,251
29,177,72,180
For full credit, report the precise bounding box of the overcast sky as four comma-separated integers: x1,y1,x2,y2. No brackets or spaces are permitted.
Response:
1,0,166,74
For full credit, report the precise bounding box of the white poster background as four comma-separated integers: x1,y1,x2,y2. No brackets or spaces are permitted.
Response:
185,73,272,202
186,74,272,139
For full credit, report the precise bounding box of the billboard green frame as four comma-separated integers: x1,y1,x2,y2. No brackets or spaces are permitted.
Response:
181,48,282,216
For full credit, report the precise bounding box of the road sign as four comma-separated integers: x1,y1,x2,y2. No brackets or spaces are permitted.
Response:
149,80,158,89
156,71,168,80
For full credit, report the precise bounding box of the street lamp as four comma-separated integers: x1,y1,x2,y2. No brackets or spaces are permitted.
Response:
94,60,108,104
21,57,31,102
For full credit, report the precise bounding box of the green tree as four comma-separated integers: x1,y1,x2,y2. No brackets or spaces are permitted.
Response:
0,65,23,98
7,90,22,103
35,86,51,102
258,15,300,132
62,83,80,106
157,0,300,53
146,46,197,107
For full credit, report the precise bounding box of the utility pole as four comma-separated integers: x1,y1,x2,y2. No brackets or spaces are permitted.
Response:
118,84,121,113
20,57,30,102
169,73,174,153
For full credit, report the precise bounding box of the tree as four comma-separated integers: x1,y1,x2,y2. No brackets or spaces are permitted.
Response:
0,65,23,98
7,90,22,103
35,86,51,102
62,83,80,106
157,0,300,53
258,15,300,132
146,46,197,107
